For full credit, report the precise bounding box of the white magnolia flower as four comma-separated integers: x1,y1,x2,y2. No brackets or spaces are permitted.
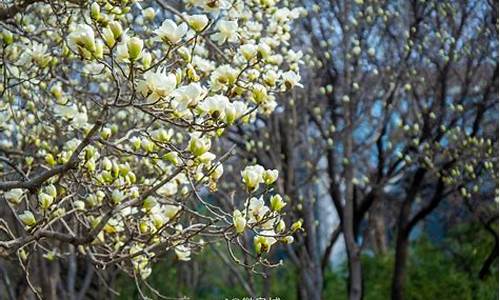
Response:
224,101,247,124
38,192,54,210
282,71,303,89
270,194,286,212
254,230,277,254
142,7,156,21
158,182,178,197
240,43,257,60
154,20,188,44
211,20,239,45
210,65,238,91
116,41,130,62
186,14,209,32
127,37,144,60
175,245,191,261
68,24,96,57
54,104,79,120
4,188,24,205
111,189,125,204
19,211,36,227
164,204,181,219
262,169,279,185
29,42,50,66
247,196,270,222
171,82,206,111
188,134,211,156
233,209,246,233
241,165,265,191
199,95,230,120
138,70,177,101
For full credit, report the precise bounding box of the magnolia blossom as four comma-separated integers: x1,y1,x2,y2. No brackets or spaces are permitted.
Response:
111,189,125,205
4,188,24,205
68,24,96,58
240,43,257,60
210,65,238,91
175,245,191,261
241,164,265,191
186,14,209,32
270,194,286,212
224,100,248,124
262,169,279,185
154,20,188,44
254,230,277,254
164,204,181,219
247,197,270,223
38,193,54,210
171,82,206,111
188,134,211,156
199,95,230,120
138,70,177,101
19,211,36,227
233,209,246,234
142,7,156,21
282,71,303,89
211,20,239,45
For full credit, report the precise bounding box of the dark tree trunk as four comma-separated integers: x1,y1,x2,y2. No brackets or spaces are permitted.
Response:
391,230,410,300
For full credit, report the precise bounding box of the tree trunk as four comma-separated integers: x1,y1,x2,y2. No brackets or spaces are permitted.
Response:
344,223,363,300
391,230,410,300
391,168,425,300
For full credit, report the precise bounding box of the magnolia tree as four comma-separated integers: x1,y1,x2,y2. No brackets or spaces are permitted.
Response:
225,0,498,299
0,0,305,297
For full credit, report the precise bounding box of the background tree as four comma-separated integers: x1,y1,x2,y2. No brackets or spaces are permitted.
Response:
226,0,498,299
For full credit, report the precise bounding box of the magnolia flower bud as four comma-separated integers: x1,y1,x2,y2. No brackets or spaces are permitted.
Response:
151,213,166,229
232,210,246,234
142,7,156,22
74,200,85,211
102,157,112,171
19,211,36,227
352,46,361,56
111,189,125,204
139,221,150,234
45,184,57,198
4,188,23,205
270,194,286,212
109,21,123,40
127,37,143,61
143,196,157,211
188,136,210,157
90,2,100,20
100,127,112,139
45,153,56,166
102,27,116,48
2,30,13,45
164,151,179,165
94,40,104,59
262,169,279,185
142,52,152,69
291,219,303,232
141,138,155,153
164,205,181,219
38,192,54,210
276,219,286,233
86,194,98,207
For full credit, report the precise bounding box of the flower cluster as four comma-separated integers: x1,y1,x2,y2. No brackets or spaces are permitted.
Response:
0,0,304,282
